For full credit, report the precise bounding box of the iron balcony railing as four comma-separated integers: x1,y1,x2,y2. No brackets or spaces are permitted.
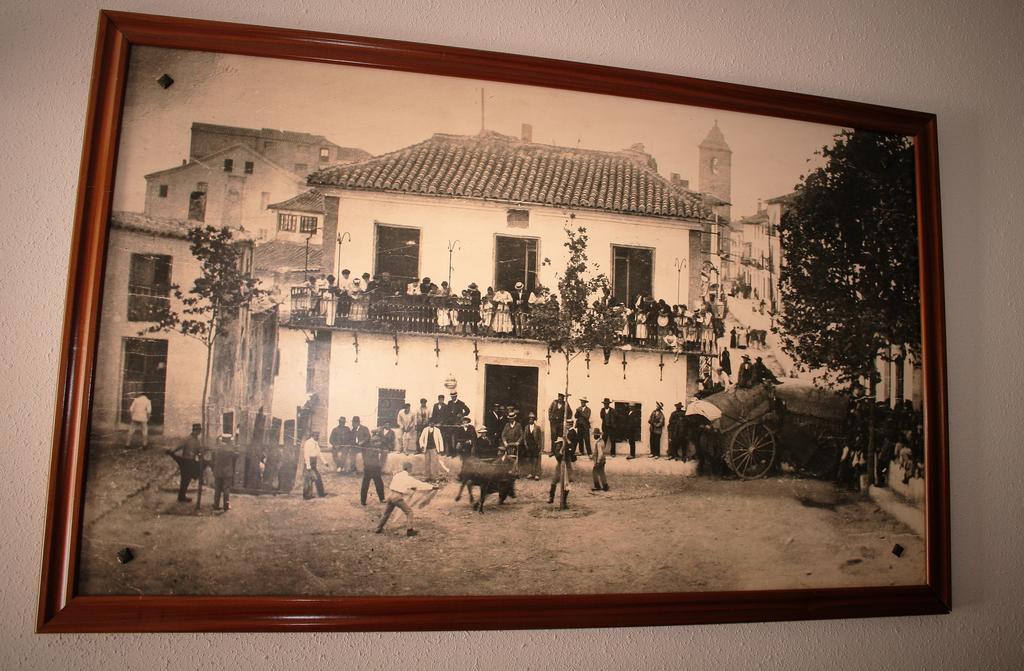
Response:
285,287,721,355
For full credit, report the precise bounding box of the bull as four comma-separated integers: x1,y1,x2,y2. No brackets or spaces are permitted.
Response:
454,456,517,513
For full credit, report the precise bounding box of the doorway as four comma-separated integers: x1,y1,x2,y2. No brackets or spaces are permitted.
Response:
120,337,168,426
484,364,539,419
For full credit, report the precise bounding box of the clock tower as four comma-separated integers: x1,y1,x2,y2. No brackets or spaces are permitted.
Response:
698,121,732,221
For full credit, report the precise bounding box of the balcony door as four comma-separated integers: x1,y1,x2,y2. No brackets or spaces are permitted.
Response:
494,235,538,293
612,245,653,305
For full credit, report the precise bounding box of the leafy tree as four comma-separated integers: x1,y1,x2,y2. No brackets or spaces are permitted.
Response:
146,226,265,508
530,221,624,508
777,129,920,390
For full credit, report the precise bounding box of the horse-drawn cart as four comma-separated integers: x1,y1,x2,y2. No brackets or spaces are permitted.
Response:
686,382,848,479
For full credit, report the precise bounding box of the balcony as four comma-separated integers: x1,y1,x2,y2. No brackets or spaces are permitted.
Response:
284,287,719,356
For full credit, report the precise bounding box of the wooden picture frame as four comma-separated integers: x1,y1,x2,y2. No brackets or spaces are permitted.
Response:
38,9,950,632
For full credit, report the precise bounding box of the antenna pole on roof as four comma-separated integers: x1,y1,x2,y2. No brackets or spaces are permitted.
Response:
480,88,485,132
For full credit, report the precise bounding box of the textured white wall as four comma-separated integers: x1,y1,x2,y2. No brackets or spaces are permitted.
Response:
2,0,1022,668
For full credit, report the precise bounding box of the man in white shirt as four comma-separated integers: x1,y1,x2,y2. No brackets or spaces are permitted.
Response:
396,403,417,454
125,392,152,447
418,421,449,480
301,431,326,499
374,462,436,536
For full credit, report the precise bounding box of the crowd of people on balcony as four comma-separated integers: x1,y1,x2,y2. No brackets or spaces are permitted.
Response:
289,269,726,353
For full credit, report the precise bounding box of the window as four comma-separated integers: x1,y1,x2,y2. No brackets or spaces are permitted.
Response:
244,161,254,174
374,223,420,285
120,337,167,425
299,216,318,234
895,356,906,404
507,209,529,228
223,158,234,172
611,245,653,305
294,163,308,174
278,213,299,232
319,147,330,161
189,183,207,221
377,388,406,428
127,253,172,321
494,236,538,292
158,184,168,198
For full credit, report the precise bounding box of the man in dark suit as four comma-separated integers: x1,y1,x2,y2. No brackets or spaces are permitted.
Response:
523,412,544,480
574,397,593,457
668,401,687,460
166,423,203,502
547,393,571,450
485,402,505,441
625,403,641,459
430,394,447,426
445,391,471,454
600,399,619,457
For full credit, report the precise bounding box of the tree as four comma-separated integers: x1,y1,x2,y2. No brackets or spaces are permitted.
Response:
529,221,624,508
146,226,265,509
777,129,920,390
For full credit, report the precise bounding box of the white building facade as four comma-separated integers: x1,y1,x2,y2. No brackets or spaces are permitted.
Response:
271,130,716,444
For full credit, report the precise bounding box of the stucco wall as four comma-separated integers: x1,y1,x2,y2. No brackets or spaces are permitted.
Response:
3,0,1022,668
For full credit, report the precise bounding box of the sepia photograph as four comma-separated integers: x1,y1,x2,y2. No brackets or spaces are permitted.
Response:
75,42,929,601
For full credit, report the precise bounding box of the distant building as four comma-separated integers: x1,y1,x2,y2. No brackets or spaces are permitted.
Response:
696,122,732,299
93,211,278,438
272,128,717,442
144,123,369,242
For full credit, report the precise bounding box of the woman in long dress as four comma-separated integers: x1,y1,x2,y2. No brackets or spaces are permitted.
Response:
491,288,514,335
480,287,496,334
634,308,648,343
348,279,368,321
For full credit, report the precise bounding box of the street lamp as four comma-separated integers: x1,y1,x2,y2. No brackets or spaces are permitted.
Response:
336,231,351,276
447,239,461,287
673,257,687,305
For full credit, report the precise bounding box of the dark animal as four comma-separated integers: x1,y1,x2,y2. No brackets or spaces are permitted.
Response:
748,329,768,348
454,456,517,513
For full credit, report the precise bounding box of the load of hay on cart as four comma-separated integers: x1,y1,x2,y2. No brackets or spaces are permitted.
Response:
686,381,849,479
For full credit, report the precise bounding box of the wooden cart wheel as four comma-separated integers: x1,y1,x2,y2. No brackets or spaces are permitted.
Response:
727,423,776,479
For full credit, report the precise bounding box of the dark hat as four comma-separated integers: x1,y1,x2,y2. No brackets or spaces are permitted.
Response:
557,392,565,397
420,398,428,403
468,282,478,289
602,398,611,404
742,354,751,360
656,401,664,409
191,423,203,432
674,401,684,408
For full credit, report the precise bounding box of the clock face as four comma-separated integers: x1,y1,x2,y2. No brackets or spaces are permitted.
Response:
710,156,720,174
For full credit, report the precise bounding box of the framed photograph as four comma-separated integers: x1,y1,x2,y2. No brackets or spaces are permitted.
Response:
38,10,950,632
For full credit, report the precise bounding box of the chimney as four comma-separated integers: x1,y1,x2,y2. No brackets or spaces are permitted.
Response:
670,173,689,190
521,123,533,142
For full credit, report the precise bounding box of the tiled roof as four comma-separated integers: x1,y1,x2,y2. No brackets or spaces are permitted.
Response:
110,211,194,239
110,211,254,242
764,191,798,205
738,211,770,225
267,189,325,214
254,240,322,273
308,131,712,221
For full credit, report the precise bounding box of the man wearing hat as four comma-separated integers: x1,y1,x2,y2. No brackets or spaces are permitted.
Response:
600,398,620,457
510,281,529,337
648,401,666,458
452,417,477,459
466,282,482,334
523,412,544,480
445,391,470,454
547,393,571,450
574,397,593,457
485,402,505,441
166,423,203,503
329,416,352,473
668,401,688,460
430,394,447,426
211,433,240,511
625,403,642,459
415,398,431,445
737,354,755,389
500,408,526,473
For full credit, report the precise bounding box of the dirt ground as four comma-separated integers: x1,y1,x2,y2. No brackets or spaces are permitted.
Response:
77,437,925,596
